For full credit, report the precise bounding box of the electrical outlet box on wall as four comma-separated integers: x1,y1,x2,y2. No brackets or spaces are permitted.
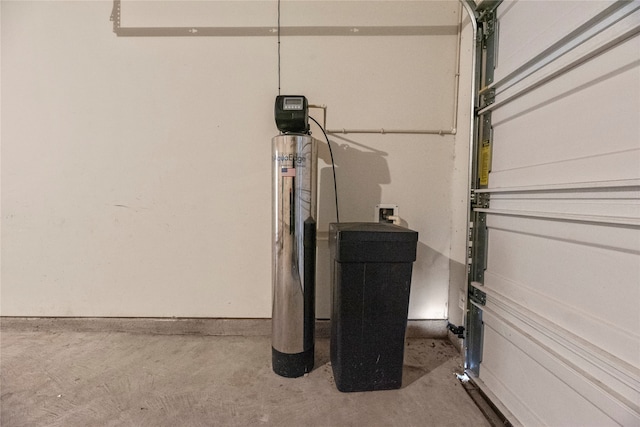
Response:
375,204,398,223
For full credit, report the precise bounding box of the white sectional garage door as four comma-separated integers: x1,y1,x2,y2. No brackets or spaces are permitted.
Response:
466,1,640,425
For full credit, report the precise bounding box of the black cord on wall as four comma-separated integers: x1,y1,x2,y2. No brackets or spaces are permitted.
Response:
276,3,336,221
309,116,340,224
277,0,281,95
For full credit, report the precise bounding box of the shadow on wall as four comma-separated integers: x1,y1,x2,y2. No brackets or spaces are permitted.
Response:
317,133,390,226
315,134,391,318
314,138,453,320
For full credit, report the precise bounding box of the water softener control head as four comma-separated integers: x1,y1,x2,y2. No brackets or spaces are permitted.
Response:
275,95,309,134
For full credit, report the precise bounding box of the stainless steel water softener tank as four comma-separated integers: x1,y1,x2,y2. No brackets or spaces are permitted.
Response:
272,133,318,377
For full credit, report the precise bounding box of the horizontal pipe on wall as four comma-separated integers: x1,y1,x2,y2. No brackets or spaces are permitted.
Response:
326,128,456,135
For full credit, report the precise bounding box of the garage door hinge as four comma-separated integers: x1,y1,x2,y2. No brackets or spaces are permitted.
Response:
447,323,466,338
469,286,487,306
481,88,496,107
471,191,490,209
479,9,498,85
480,10,497,41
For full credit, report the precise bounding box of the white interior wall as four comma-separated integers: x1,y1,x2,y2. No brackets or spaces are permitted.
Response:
1,0,470,319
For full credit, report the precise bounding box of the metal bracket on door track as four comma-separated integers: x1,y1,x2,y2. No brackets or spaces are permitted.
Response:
479,9,498,86
469,211,488,283
465,0,500,380
472,191,490,209
469,285,487,306
447,323,466,338
480,10,497,39
481,88,496,108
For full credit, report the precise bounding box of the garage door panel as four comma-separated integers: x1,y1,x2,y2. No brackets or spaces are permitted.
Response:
469,1,640,424
481,315,626,427
486,212,640,253
493,31,640,128
490,39,640,185
485,226,638,328
484,269,639,370
490,190,640,220
494,0,618,82
491,63,639,172
489,149,640,188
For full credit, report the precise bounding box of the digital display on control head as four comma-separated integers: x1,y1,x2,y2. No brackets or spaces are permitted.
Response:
283,97,303,110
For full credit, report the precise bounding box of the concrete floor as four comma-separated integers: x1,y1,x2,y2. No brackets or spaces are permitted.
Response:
1,328,492,427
